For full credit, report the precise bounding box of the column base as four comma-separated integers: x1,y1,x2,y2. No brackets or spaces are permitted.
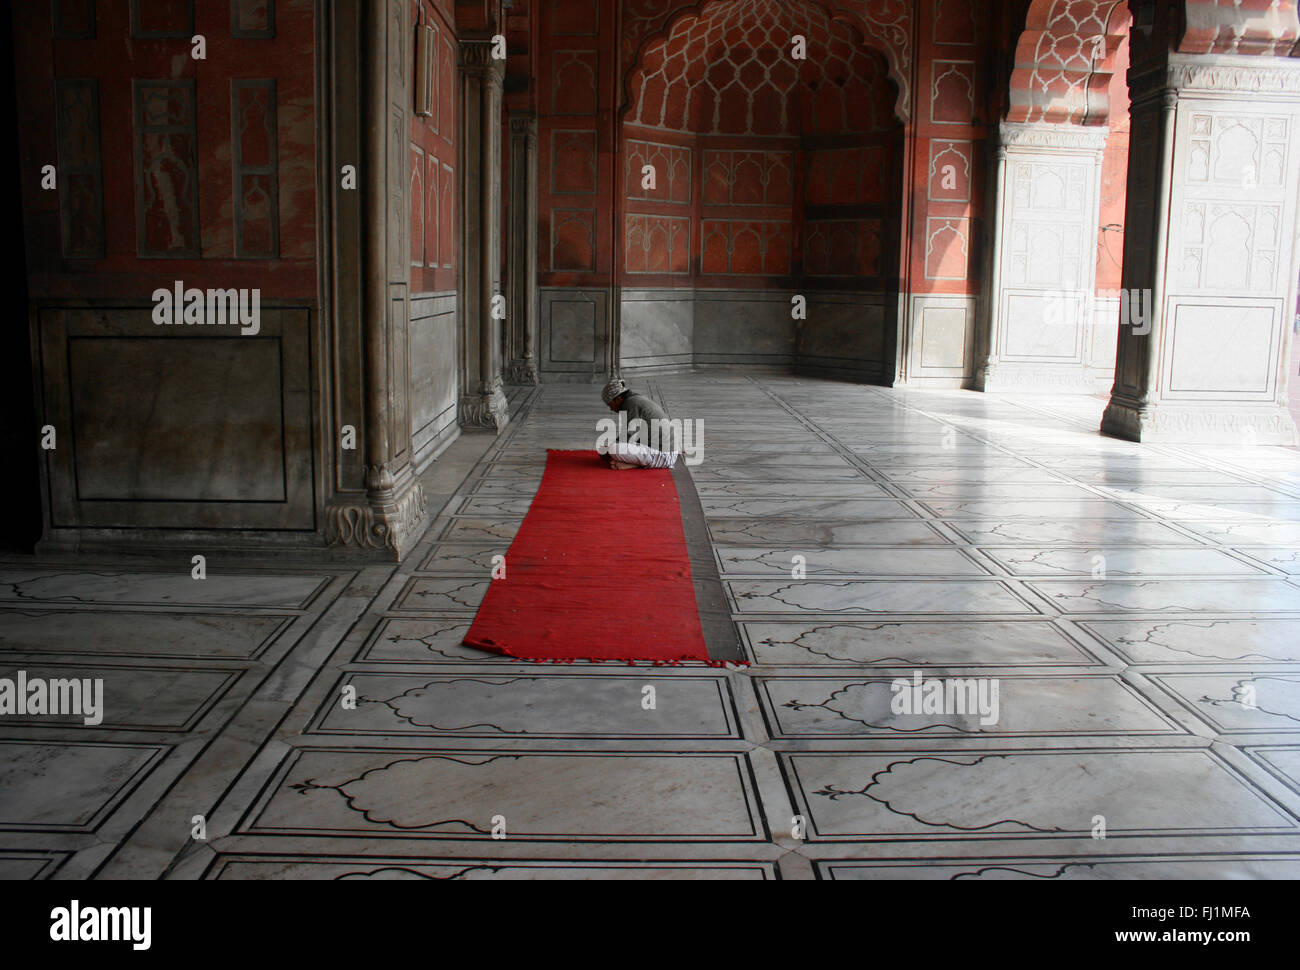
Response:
504,359,540,385
324,465,431,561
976,360,1103,394
1102,395,1300,445
458,382,510,432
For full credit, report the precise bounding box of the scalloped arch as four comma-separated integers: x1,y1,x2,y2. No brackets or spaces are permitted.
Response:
620,0,913,122
1008,0,1132,126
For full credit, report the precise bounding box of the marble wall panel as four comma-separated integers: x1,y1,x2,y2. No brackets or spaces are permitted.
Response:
694,293,796,366
69,336,285,501
619,293,694,369
409,293,458,469
539,289,606,377
38,306,314,530
907,295,977,386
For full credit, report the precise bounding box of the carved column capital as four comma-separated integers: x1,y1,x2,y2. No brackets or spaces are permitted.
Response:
459,39,505,85
510,113,539,146
364,463,396,495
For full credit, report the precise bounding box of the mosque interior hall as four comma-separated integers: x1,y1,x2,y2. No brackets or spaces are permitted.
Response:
5,0,1300,883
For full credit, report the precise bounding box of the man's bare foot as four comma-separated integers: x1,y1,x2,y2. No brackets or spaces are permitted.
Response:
609,459,637,470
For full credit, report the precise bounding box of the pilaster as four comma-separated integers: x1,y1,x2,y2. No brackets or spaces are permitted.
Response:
506,113,540,385
977,121,1110,393
1103,53,1300,444
457,39,510,430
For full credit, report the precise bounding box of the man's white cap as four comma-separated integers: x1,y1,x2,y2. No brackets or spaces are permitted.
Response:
602,378,629,405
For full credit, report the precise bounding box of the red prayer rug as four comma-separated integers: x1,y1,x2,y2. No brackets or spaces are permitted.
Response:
463,450,711,664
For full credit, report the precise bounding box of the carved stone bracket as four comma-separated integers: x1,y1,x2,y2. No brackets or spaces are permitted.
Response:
325,480,429,556
459,381,510,431
1132,52,1300,101
999,120,1111,154
459,39,506,84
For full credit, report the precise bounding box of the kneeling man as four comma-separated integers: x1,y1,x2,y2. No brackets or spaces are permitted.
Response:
599,379,681,470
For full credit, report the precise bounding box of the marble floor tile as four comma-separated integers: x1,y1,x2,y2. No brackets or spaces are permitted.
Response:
1146,673,1300,734
708,519,950,546
1237,548,1300,573
207,857,777,880
0,854,69,879
880,468,1072,484
391,578,491,613
783,750,1299,840
701,498,918,519
357,617,505,663
1070,469,1270,487
689,465,865,481
0,662,238,731
454,496,538,517
900,482,1098,500
1177,520,1300,545
1248,746,1300,795
1100,484,1300,503
437,518,523,543
0,609,291,659
416,544,509,575
313,672,739,738
949,519,1198,546
923,499,1145,519
244,748,766,841
980,547,1269,577
742,621,1101,667
701,452,854,466
863,457,1039,472
0,569,329,608
756,675,1180,738
727,579,1039,615
692,481,891,498
715,546,985,577
844,443,1018,455
470,480,542,497
1080,618,1300,664
1139,502,1300,522
1029,580,1300,614
700,442,843,455
0,740,166,831
817,857,1300,879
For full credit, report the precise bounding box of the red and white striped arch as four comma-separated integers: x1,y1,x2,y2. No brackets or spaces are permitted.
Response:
1008,0,1132,126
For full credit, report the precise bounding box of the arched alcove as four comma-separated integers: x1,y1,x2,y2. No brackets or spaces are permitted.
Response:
617,0,904,381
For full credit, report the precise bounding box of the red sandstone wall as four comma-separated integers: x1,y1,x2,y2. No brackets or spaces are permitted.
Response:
15,0,318,301
907,0,985,300
536,0,617,289
410,0,458,295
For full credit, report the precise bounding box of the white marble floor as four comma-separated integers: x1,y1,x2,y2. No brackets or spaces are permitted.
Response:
3,376,1300,880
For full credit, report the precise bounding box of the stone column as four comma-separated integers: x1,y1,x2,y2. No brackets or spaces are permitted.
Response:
457,40,510,431
977,122,1109,392
322,0,427,560
1103,53,1300,445
505,113,540,385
